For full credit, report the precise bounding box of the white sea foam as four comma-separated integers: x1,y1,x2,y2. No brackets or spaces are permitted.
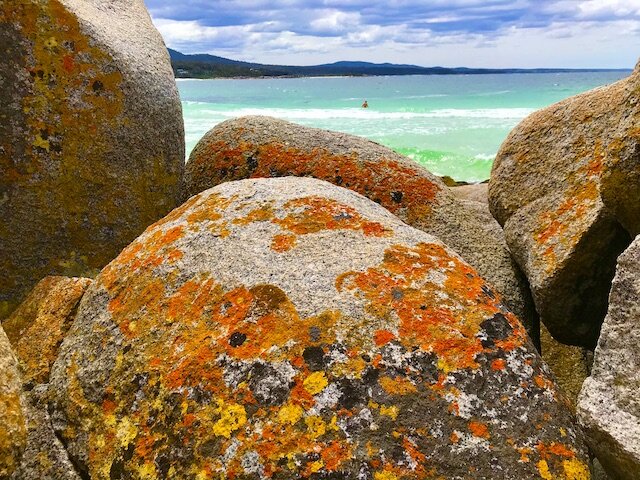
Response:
195,107,535,121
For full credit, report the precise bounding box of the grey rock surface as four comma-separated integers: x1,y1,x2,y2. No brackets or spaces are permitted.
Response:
183,116,538,344
0,0,184,319
450,183,489,205
49,177,587,479
578,235,640,479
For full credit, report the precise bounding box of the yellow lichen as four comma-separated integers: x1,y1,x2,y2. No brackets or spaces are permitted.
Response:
278,403,304,425
379,405,399,420
374,471,398,480
305,416,327,438
212,403,247,438
562,459,590,480
303,371,328,395
537,460,553,480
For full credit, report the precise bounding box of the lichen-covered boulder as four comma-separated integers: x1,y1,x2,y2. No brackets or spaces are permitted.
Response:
183,116,538,343
578,235,640,479
3,276,91,386
0,0,185,319
0,327,26,479
489,63,639,347
50,177,588,479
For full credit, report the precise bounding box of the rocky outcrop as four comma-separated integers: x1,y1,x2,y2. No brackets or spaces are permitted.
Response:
450,183,489,204
182,116,538,344
489,64,640,347
578,235,640,479
3,276,91,386
48,177,587,479
0,0,185,320
0,328,26,479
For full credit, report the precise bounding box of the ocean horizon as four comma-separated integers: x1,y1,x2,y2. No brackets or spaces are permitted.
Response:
178,70,630,182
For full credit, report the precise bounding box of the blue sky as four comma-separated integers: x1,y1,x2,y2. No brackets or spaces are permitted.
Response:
145,0,640,68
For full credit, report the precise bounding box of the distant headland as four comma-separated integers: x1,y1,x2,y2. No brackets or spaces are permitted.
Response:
169,48,630,79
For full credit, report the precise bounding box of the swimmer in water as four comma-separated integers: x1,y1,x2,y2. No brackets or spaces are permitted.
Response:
362,100,368,108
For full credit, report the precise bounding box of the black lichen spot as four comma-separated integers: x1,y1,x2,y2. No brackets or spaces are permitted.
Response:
155,453,172,478
480,313,513,348
123,443,135,462
336,378,365,409
390,191,403,203
246,154,258,172
481,285,496,299
92,80,104,93
335,175,343,185
303,346,325,371
109,458,125,480
229,332,247,347
362,367,380,385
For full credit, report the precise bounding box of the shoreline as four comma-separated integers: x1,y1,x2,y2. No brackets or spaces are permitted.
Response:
173,69,632,82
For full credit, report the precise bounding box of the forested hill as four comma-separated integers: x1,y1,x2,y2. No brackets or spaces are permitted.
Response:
168,48,629,79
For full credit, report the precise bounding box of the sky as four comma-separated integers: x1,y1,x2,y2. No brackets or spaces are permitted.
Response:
145,0,640,68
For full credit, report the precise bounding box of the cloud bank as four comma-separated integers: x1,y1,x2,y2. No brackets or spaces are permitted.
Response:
145,0,640,68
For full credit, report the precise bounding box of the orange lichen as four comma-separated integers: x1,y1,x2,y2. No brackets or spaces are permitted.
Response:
491,359,506,371
374,329,396,346
379,376,418,395
533,141,607,271
187,138,442,223
337,242,525,374
468,421,490,439
3,276,91,385
271,234,297,252
274,196,391,237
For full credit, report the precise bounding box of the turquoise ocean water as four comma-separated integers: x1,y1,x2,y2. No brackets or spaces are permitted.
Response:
178,71,629,182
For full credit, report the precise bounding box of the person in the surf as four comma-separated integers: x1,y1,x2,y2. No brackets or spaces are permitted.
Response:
362,100,368,108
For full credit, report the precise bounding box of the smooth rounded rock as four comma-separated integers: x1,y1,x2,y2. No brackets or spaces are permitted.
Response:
578,235,640,479
0,0,185,319
183,116,538,343
3,276,92,386
0,327,26,479
50,177,587,479
489,63,639,347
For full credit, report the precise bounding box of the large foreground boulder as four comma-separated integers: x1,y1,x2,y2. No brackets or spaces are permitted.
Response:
489,63,639,347
0,328,26,479
3,276,92,386
50,177,587,478
0,0,185,319
578,235,640,479
183,116,538,344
